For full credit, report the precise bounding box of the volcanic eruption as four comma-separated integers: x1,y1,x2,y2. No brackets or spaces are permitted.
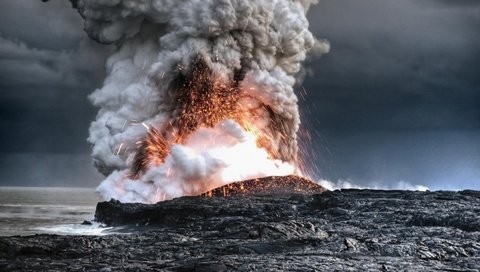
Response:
72,0,329,203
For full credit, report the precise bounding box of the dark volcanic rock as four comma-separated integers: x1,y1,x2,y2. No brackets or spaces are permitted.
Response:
1,185,480,271
201,175,326,197
95,175,325,226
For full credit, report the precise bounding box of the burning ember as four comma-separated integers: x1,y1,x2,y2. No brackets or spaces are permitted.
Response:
95,59,300,203
131,57,293,179
202,175,326,197
75,0,330,203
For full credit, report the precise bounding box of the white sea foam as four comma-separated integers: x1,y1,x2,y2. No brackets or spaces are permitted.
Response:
34,222,114,236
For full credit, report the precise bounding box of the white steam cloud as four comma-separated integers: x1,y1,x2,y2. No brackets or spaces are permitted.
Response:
72,0,329,203
318,179,429,191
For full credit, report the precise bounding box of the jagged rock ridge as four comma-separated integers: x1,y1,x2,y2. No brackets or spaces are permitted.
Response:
1,182,479,271
201,175,327,197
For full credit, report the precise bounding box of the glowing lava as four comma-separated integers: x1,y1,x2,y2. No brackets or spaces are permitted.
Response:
131,57,291,178
202,175,326,197
73,0,328,204
96,58,303,203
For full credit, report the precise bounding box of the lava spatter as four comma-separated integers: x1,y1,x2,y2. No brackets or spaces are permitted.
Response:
73,0,330,203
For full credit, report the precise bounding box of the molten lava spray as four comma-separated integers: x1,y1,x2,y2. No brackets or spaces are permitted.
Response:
72,0,329,203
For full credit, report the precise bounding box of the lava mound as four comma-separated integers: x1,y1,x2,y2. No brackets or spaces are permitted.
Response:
202,175,326,197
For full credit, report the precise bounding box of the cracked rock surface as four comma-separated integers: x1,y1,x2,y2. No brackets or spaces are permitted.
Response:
1,189,479,271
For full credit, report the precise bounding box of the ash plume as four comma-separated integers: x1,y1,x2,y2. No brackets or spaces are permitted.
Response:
71,0,329,203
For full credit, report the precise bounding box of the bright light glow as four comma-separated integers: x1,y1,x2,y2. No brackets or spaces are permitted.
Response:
97,120,295,203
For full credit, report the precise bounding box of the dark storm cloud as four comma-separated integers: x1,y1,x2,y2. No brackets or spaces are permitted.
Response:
0,0,478,189
0,0,111,186
0,36,107,88
429,0,480,8
306,0,480,132
303,0,480,189
0,1,84,50
0,1,110,90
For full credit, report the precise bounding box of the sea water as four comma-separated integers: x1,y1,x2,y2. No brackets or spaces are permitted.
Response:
0,187,112,236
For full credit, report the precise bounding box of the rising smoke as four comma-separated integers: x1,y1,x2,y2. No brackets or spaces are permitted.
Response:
71,0,329,203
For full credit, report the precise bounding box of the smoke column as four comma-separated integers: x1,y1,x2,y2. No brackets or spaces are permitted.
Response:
71,0,329,203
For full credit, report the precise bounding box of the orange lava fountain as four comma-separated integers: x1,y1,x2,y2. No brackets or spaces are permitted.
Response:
131,57,298,183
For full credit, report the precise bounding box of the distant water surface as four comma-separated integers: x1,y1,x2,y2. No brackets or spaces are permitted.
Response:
0,187,111,236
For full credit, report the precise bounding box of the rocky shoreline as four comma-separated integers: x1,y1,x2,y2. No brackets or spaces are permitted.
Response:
1,188,479,271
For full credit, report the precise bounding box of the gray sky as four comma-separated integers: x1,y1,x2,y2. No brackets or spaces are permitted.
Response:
0,0,479,189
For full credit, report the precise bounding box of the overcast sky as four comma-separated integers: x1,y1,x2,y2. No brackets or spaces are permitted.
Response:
0,0,478,189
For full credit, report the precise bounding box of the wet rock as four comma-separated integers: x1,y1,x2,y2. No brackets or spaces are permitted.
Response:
344,237,359,252
82,220,93,225
1,185,479,271
177,262,228,272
